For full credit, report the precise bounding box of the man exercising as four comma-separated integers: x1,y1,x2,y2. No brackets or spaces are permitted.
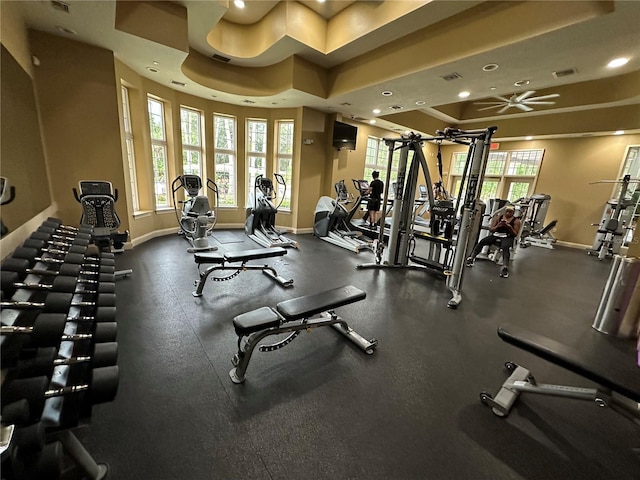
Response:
466,204,521,278
367,171,384,229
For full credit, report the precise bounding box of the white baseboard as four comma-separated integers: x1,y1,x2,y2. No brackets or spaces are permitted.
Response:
555,240,591,250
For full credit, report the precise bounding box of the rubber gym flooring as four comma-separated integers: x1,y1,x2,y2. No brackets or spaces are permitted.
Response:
75,231,639,480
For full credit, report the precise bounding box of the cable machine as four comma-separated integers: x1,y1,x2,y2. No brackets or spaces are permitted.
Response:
357,126,497,308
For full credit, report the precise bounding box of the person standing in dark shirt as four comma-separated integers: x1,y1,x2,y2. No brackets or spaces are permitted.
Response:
367,171,384,229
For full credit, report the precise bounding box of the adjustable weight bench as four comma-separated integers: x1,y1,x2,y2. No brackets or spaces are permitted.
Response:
192,247,293,297
229,285,378,383
480,323,640,424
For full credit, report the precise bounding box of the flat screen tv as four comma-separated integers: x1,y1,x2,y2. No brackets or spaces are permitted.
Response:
332,121,357,151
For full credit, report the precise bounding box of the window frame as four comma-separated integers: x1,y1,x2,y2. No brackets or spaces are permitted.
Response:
213,113,238,207
147,95,170,209
275,120,294,212
121,84,139,211
180,106,204,178
246,118,268,207
364,136,400,198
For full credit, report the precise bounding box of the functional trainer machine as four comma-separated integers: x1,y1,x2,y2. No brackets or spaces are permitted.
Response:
313,180,374,253
171,175,219,253
245,174,298,249
358,127,498,308
587,175,639,260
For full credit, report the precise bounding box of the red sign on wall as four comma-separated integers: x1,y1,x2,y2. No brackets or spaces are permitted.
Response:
490,142,500,150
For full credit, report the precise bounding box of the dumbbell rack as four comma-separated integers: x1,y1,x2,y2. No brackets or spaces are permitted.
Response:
1,219,120,480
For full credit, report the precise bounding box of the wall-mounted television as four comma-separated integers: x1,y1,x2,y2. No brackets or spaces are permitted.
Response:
332,121,357,151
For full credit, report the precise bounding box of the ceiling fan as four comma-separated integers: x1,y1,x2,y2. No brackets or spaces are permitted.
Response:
474,91,560,113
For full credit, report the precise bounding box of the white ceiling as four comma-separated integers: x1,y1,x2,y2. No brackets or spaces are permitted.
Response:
11,0,640,139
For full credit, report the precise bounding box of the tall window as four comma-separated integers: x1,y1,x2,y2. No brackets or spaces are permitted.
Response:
213,114,237,206
276,120,294,211
180,107,203,177
121,85,139,211
147,97,169,208
364,136,400,197
246,119,267,205
449,149,544,203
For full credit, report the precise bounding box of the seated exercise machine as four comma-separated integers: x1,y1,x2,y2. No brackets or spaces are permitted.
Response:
348,179,393,241
171,175,219,253
245,174,298,249
1,176,16,237
519,194,557,249
587,175,639,260
480,324,640,426
229,285,378,383
313,180,374,253
192,247,293,297
73,181,132,278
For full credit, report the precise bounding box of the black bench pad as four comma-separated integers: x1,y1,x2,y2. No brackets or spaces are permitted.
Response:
224,247,286,263
276,285,365,321
233,307,281,336
194,252,225,265
498,323,640,403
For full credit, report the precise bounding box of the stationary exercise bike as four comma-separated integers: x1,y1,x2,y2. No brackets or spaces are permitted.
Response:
245,174,298,249
171,175,219,253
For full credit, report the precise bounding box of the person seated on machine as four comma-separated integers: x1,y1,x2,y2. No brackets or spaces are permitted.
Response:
466,204,521,278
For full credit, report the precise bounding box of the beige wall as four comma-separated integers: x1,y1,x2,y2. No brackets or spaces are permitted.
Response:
440,134,640,246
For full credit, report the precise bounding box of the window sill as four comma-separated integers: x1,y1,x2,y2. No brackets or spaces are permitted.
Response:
133,210,153,219
155,208,175,215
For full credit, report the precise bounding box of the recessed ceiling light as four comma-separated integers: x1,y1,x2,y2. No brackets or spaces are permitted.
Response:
514,79,530,87
607,57,629,68
482,63,499,72
234,0,245,8
525,136,533,140
490,87,497,91
369,120,376,125
317,0,326,3
152,61,159,66
171,80,186,87
458,91,471,98
614,130,625,135
55,25,77,35
372,108,381,114
146,67,159,73
415,101,426,106
381,91,393,96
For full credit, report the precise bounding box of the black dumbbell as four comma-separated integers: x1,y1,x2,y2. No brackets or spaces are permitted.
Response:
23,238,89,256
11,247,115,269
2,256,116,279
1,291,116,313
42,219,92,235
15,343,118,378
30,231,91,248
2,366,119,421
1,271,115,298
1,315,117,347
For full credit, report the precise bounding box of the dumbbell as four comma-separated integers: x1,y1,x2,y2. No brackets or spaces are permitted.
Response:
1,291,116,313
1,314,117,347
42,219,92,235
11,247,115,269
23,238,89,256
29,231,91,248
2,256,116,280
1,271,115,298
2,366,120,422
10,440,63,480
14,343,118,378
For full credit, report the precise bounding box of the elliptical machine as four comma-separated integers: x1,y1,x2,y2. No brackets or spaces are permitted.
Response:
171,174,219,253
245,174,298,249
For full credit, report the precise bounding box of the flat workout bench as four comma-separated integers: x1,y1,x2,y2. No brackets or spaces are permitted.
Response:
192,247,293,297
480,323,640,423
229,285,378,383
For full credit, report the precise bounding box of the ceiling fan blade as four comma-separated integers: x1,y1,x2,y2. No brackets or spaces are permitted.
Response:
515,104,533,112
494,96,513,103
514,91,536,102
525,93,560,102
476,104,505,111
474,102,504,105
522,101,556,105
498,105,511,114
